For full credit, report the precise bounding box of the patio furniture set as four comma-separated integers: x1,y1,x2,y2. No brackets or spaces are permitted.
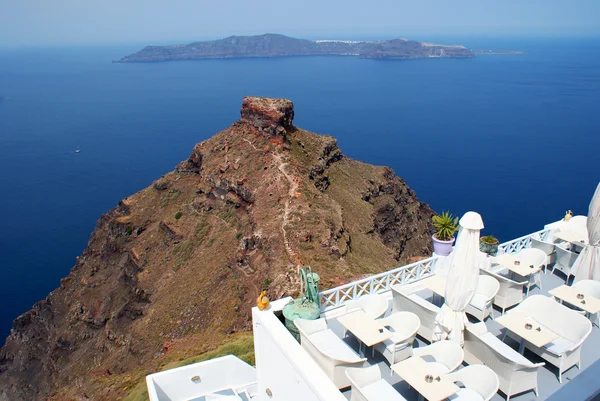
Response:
295,259,596,400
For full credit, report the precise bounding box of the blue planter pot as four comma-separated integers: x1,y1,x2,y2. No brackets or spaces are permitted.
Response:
480,240,499,256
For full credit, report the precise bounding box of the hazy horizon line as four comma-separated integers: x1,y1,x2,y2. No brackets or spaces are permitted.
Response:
1,31,599,49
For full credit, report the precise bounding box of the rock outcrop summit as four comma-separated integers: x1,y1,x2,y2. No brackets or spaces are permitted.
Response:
0,97,435,400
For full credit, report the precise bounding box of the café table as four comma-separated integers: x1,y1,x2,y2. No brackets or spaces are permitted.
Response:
550,284,600,322
392,356,459,401
494,253,543,295
337,309,392,357
554,230,587,249
496,311,559,354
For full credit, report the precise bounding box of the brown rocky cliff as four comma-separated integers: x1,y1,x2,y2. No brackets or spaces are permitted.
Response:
0,97,434,400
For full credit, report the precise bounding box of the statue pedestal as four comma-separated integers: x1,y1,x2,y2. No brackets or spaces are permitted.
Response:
282,300,321,342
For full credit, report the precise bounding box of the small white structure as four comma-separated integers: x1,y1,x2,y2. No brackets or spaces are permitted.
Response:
146,355,257,401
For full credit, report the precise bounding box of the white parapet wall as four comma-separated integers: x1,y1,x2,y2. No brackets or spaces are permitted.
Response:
252,298,346,401
146,355,257,401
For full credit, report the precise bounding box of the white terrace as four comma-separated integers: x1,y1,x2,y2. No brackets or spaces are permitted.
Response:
146,219,600,401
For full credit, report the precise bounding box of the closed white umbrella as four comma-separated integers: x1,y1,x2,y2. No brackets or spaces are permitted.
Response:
433,211,485,345
572,182,600,282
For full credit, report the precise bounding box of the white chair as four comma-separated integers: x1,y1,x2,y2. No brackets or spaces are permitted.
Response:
446,365,500,401
345,365,407,401
566,215,588,237
531,231,559,270
464,323,545,400
374,312,420,365
512,248,546,295
506,295,592,383
480,269,528,314
343,294,389,320
294,318,366,389
391,285,440,342
465,275,500,321
412,340,464,375
553,243,579,282
567,280,600,325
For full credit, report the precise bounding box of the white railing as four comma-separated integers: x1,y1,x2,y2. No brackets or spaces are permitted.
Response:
497,228,550,255
319,256,438,312
318,228,551,312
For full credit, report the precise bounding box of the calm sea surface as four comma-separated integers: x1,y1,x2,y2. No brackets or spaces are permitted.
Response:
0,37,598,339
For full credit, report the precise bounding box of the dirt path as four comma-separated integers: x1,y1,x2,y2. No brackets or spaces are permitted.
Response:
243,137,300,267
272,151,300,267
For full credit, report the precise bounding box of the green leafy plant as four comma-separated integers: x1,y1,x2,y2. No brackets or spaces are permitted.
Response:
480,235,499,244
174,211,183,220
432,211,459,241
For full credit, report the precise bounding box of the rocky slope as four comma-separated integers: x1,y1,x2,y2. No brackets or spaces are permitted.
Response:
0,97,435,400
116,33,474,62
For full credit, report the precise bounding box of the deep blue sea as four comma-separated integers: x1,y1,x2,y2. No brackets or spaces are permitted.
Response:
0,37,598,340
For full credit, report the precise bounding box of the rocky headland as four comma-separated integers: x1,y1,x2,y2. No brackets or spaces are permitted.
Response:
116,33,474,62
0,97,436,400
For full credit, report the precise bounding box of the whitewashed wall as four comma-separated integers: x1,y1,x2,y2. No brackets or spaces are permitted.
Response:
252,298,346,401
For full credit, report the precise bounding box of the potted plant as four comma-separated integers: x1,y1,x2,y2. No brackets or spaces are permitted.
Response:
432,211,459,256
480,235,499,256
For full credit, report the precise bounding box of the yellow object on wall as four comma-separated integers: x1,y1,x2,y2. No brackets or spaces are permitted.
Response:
257,290,270,310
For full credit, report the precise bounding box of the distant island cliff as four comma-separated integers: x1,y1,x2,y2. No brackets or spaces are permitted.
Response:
116,33,475,62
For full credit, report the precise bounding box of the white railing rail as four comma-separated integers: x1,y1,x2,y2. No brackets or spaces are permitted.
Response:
497,228,550,255
319,256,438,312
318,228,551,312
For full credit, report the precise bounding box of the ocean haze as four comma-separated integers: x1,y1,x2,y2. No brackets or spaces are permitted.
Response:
0,37,599,341
1,0,600,46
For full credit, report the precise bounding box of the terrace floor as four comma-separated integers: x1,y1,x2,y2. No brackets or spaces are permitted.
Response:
326,267,600,401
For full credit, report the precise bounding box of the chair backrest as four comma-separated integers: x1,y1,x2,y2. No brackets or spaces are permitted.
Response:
294,318,327,337
567,216,588,236
392,286,439,315
345,294,389,320
465,323,542,370
476,275,500,299
531,235,556,256
555,244,579,268
413,340,464,372
345,365,381,390
515,295,592,344
516,248,546,268
447,365,499,401
480,268,527,287
380,311,421,338
573,280,600,299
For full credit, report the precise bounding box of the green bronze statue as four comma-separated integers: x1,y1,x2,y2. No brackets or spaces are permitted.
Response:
282,266,321,341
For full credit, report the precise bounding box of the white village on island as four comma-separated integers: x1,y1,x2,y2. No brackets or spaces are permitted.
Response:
145,182,600,401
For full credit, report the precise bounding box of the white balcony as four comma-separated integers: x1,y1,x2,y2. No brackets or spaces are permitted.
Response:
147,221,600,401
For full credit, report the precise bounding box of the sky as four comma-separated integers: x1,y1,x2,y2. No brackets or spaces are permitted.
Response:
0,0,599,46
